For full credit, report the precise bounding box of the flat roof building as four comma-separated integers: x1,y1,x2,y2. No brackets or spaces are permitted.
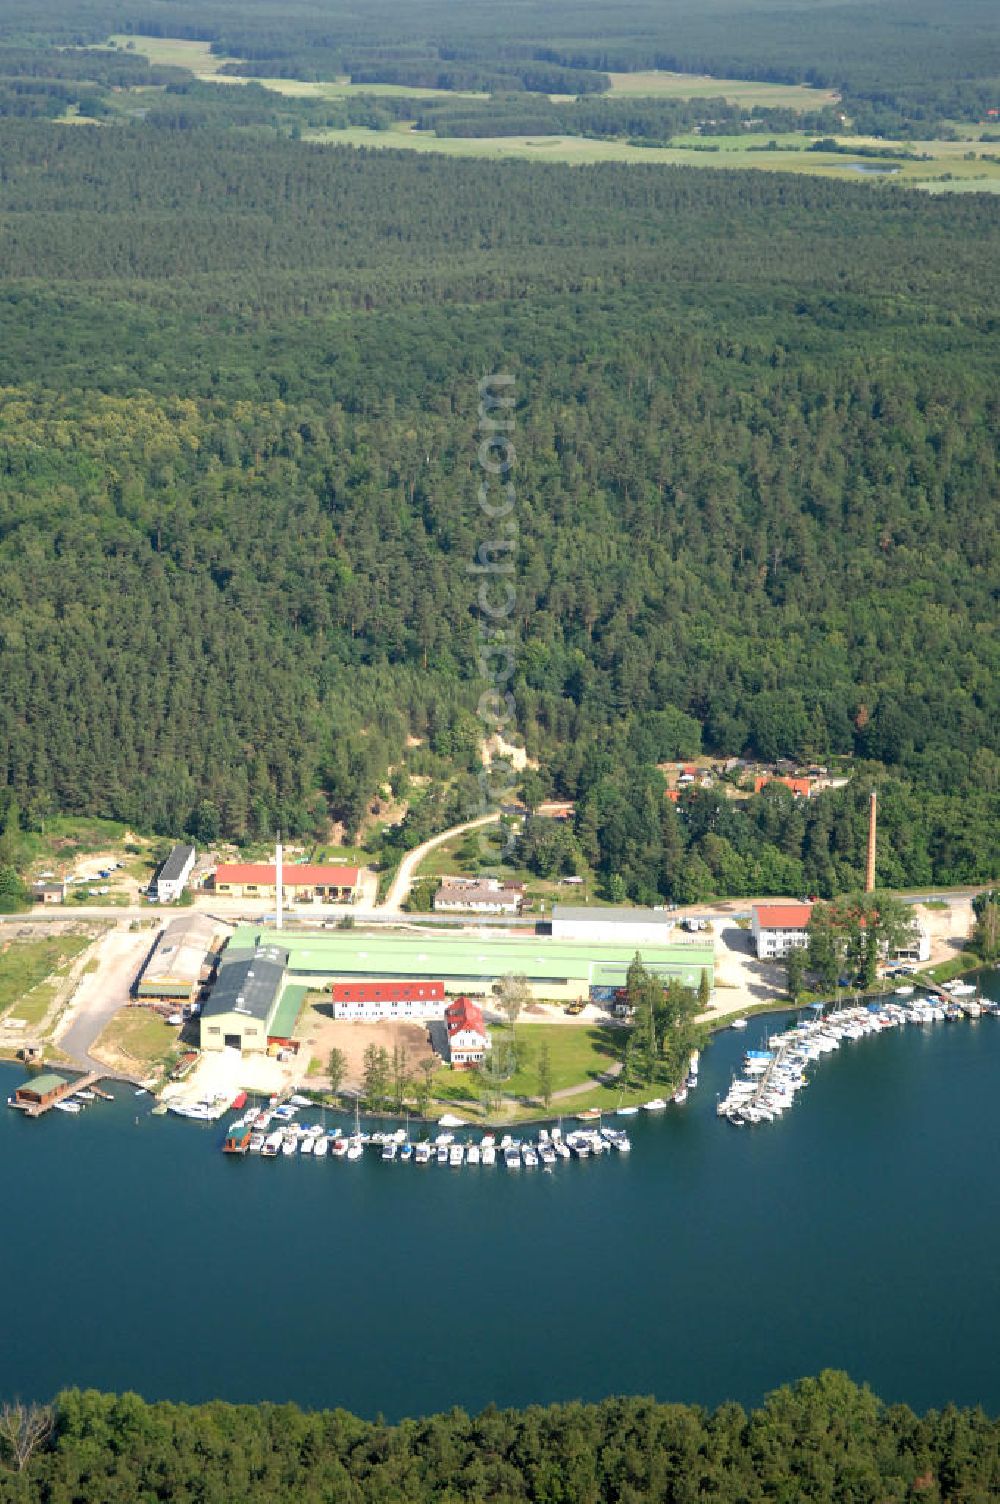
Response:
229,925,714,1003
550,905,675,946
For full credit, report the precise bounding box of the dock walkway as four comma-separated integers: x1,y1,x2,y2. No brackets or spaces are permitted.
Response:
10,1070,105,1118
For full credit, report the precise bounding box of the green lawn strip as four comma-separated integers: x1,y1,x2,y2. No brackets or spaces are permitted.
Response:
0,935,92,1023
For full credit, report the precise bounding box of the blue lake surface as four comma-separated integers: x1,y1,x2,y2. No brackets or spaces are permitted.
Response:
3,974,998,1421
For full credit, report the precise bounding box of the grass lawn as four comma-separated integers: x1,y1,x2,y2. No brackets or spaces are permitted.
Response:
925,952,982,984
606,70,839,109
0,935,92,1026
93,1006,181,1069
432,1022,622,1107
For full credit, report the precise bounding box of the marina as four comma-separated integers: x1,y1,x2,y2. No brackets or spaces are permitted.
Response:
217,1106,636,1167
718,983,996,1125
0,968,998,1426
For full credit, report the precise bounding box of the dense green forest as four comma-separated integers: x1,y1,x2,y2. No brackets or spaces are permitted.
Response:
0,0,999,130
2,1373,1000,1500
0,121,996,894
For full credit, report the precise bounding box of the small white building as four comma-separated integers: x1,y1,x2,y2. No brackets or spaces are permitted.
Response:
550,905,675,947
751,903,813,959
890,923,931,965
155,844,196,903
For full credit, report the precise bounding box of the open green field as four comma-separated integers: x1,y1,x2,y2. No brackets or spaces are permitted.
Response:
232,77,487,101
606,70,840,109
93,1005,181,1070
305,123,1000,192
106,34,237,74
431,1021,622,1108
0,934,93,1029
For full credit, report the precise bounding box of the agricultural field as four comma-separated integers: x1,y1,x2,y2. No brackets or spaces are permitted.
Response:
106,34,238,75
606,70,840,109
108,35,484,98
305,122,1000,191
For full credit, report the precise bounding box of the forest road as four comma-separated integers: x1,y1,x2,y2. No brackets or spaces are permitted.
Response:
380,813,502,913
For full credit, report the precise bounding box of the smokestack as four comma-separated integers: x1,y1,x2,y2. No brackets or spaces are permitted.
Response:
865,791,877,893
275,832,283,931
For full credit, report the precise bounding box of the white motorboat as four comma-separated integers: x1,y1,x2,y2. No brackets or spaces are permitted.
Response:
346,1138,364,1161
466,1144,481,1165
449,1144,465,1167
313,1135,329,1158
54,1099,81,1114
481,1144,496,1166
381,1141,397,1162
521,1145,539,1168
730,1018,748,1029
617,1105,639,1116
437,1145,449,1165
642,1098,667,1111
504,1145,521,1168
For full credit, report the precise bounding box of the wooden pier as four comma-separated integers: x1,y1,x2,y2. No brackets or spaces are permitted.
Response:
9,1069,105,1118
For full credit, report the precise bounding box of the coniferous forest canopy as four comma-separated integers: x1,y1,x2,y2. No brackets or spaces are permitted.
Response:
2,0,1000,131
0,116,998,897
3,1374,1000,1500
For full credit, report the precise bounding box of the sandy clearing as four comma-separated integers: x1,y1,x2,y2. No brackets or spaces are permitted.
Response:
295,1008,437,1089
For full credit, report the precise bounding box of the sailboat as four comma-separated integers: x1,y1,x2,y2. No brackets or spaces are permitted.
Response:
347,1097,364,1161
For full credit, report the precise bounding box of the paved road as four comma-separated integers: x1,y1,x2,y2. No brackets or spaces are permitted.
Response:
56,928,155,1070
379,812,503,913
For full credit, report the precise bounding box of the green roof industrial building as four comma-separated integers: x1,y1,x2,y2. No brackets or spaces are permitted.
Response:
227,925,714,1003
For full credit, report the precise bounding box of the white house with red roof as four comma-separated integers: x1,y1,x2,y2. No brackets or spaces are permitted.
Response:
751,902,813,960
445,996,490,1069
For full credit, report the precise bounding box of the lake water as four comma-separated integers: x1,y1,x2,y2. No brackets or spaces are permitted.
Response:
3,974,999,1421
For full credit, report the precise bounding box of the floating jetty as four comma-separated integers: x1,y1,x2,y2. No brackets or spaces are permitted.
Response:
718,988,995,1127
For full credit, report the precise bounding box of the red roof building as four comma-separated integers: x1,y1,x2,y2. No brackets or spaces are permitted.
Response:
330,980,445,1020
332,981,445,1004
445,996,489,1069
754,775,812,798
751,902,813,959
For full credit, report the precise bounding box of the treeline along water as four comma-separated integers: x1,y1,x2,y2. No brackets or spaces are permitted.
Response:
2,975,998,1420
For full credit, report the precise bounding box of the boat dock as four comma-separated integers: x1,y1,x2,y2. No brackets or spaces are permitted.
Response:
8,1069,105,1118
